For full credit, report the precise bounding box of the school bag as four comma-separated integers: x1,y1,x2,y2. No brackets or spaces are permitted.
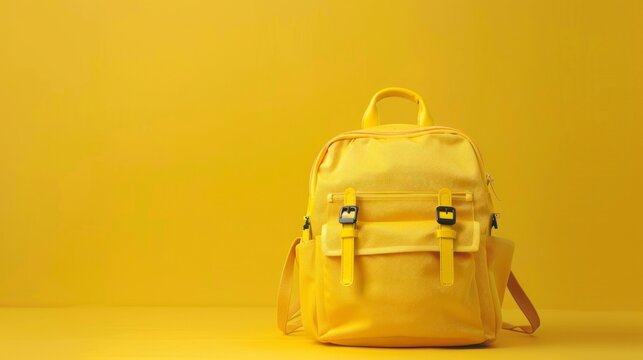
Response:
277,87,540,346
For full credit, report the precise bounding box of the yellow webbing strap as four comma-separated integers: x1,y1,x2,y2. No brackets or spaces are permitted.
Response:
437,188,455,286
340,188,357,286
502,271,542,334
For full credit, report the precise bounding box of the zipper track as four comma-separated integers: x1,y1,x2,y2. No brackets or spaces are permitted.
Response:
327,191,473,203
306,126,490,216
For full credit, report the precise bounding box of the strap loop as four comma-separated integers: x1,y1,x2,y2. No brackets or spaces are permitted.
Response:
436,228,456,239
340,228,358,239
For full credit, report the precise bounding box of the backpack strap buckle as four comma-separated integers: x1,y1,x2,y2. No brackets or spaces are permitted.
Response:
339,206,359,224
436,206,456,225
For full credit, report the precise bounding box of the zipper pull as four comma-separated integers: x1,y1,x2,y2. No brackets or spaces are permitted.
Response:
491,213,499,230
302,216,311,242
486,173,501,201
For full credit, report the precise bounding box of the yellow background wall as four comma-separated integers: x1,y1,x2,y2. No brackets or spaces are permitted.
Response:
1,1,642,309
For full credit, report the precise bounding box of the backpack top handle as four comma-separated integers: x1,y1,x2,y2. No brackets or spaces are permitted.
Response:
361,87,434,129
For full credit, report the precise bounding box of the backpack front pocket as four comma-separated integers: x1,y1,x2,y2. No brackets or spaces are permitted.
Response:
317,191,486,346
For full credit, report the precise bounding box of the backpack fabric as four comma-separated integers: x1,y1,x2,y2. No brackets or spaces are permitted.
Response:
277,87,540,347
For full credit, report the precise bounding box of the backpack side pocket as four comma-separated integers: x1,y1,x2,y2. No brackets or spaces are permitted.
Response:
296,238,318,338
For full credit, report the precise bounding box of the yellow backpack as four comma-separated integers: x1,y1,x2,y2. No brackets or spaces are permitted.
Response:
277,87,540,347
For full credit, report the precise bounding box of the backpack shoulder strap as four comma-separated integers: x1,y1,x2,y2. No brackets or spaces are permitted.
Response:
277,237,302,334
502,271,541,334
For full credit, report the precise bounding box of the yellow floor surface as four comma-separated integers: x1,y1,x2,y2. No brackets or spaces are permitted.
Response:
0,307,641,359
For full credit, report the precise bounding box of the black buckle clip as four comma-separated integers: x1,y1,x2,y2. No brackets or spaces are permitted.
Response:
339,206,359,224
436,206,456,225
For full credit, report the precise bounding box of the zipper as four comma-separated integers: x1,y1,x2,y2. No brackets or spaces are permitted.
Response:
327,191,473,203
490,213,499,229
